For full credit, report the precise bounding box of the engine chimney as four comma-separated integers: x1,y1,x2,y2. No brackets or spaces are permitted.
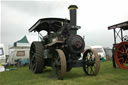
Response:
68,5,78,26
68,5,78,35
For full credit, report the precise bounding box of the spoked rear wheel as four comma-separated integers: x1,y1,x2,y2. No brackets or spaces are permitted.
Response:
83,49,100,76
52,49,67,80
29,42,45,73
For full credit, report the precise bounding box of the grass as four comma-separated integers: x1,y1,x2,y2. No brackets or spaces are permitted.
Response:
0,61,128,85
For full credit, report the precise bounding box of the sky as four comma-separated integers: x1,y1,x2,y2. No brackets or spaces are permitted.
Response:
1,0,128,54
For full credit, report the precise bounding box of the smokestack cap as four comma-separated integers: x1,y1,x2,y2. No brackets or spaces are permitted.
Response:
68,5,78,10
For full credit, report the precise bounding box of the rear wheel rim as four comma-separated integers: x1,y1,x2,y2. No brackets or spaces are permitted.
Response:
30,43,36,72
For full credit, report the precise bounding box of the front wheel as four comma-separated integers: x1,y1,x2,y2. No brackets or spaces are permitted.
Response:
52,49,67,80
83,49,100,76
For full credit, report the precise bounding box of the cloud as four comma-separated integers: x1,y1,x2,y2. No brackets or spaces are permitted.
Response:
1,1,72,45
1,3,38,44
1,0,128,49
1,1,70,17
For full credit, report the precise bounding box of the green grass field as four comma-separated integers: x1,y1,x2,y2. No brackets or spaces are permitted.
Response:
0,61,128,85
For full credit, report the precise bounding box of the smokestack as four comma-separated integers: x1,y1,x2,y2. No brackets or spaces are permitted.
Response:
68,5,78,26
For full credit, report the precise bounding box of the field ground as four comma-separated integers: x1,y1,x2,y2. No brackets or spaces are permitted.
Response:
0,61,128,85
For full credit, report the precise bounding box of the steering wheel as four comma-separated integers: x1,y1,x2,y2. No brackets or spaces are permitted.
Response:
123,35,128,41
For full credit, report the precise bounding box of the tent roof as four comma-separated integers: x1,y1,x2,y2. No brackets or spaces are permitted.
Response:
13,34,42,47
14,36,29,43
14,36,29,47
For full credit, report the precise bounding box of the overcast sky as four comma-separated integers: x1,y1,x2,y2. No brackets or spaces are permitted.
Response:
1,0,128,50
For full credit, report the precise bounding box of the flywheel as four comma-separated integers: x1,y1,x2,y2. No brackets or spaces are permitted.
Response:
114,42,128,69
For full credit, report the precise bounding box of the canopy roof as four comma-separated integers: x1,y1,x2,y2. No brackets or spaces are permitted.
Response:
29,18,70,32
108,21,128,30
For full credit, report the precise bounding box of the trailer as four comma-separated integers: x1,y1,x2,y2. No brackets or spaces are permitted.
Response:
7,47,29,66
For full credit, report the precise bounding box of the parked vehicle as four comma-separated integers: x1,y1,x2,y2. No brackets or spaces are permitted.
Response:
91,46,106,61
0,44,7,65
104,47,112,60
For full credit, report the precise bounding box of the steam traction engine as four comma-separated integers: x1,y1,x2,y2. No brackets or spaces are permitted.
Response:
29,5,100,79
108,21,128,69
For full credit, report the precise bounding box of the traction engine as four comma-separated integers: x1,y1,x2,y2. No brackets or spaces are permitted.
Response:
108,21,128,69
28,5,100,79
